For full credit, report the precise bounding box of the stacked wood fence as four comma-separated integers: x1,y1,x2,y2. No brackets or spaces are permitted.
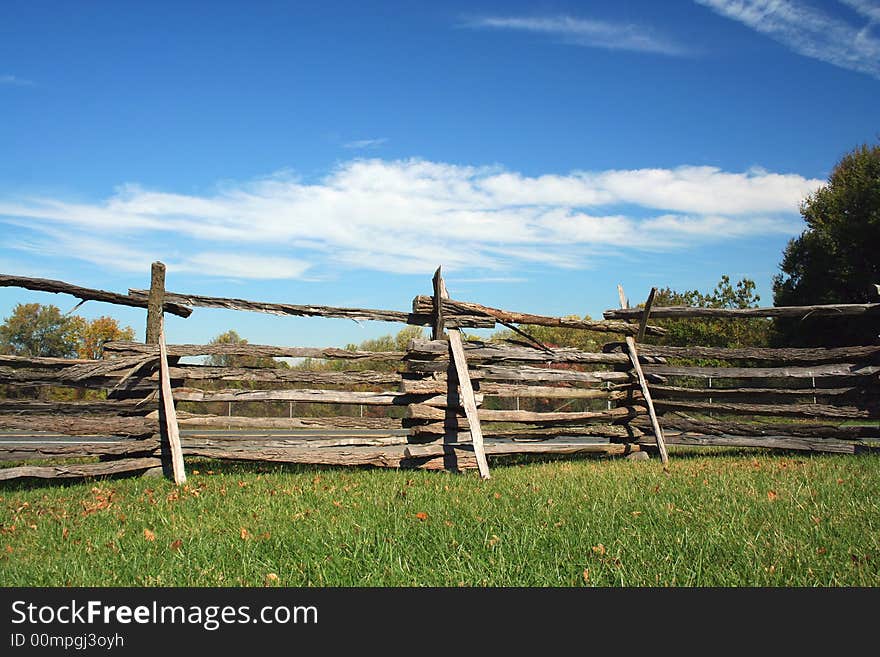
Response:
605,299,880,454
0,265,877,483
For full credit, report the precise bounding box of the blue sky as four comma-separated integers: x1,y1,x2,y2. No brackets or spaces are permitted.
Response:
1,0,878,348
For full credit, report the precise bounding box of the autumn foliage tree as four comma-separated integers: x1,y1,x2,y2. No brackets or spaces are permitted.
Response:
0,304,137,359
73,316,136,360
0,303,83,357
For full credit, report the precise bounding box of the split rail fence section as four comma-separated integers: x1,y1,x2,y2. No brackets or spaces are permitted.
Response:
0,266,877,483
605,298,880,454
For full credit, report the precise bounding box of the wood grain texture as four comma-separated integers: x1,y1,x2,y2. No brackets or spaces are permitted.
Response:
653,398,877,419
168,365,401,386
158,322,186,485
407,403,644,424
447,329,491,478
636,287,657,343
650,384,870,398
642,432,859,454
643,363,880,379
631,415,879,439
0,457,163,481
607,343,880,364
0,273,191,317
407,423,642,440
399,376,632,398
0,399,156,415
412,295,666,335
404,441,637,458
104,341,406,361
407,339,662,365
129,288,495,328
171,415,402,431
0,415,157,437
0,438,160,461
171,386,478,407
145,261,166,344
406,361,638,384
625,335,669,466
605,302,880,320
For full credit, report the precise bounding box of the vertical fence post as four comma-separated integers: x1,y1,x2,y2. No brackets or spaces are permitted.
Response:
145,262,166,345
142,262,166,478
145,261,186,484
431,267,445,340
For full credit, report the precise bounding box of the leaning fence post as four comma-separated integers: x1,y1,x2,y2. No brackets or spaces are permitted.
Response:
434,267,491,479
619,284,669,470
158,319,186,485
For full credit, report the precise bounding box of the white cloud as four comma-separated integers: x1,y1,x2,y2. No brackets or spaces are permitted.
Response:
0,74,34,86
695,0,880,78
465,15,690,56
840,0,880,23
177,253,311,279
0,158,823,279
343,138,388,149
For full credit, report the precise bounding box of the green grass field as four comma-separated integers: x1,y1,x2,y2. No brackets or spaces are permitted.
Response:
2,449,878,587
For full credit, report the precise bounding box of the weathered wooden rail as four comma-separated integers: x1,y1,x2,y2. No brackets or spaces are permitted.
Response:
0,264,877,483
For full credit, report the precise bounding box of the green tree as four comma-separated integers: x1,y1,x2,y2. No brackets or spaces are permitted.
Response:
773,143,880,346
487,318,606,352
647,275,771,349
206,330,280,368
296,325,424,373
345,325,425,353
0,303,83,357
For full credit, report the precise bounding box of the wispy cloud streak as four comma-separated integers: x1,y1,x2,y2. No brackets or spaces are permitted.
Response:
0,74,34,86
343,138,388,149
465,15,690,56
695,0,880,78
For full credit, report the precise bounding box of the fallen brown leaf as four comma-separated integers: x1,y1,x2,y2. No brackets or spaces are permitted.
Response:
415,512,429,521
170,539,183,552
